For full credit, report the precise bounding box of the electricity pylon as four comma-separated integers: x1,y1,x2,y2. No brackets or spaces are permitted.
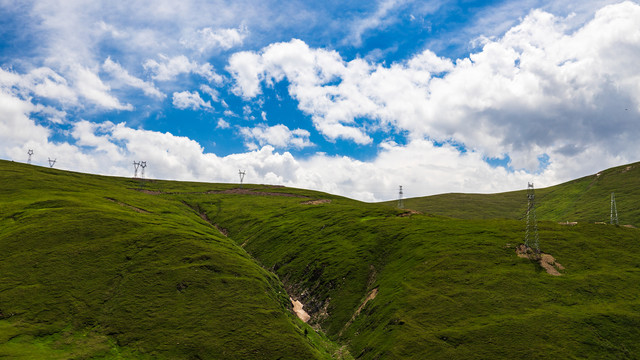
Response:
238,170,246,188
133,161,140,178
611,192,619,225
525,183,540,255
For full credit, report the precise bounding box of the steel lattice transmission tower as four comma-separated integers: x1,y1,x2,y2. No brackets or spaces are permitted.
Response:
133,161,141,178
398,185,404,209
611,192,619,225
238,170,246,188
27,149,34,164
140,161,147,179
524,182,540,254
48,158,56,168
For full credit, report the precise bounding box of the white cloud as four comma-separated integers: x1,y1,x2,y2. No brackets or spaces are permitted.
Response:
71,66,133,110
144,55,223,84
71,120,124,159
2,0,639,203
172,91,212,111
33,104,67,124
228,2,640,172
102,57,165,99
97,21,126,39
0,65,131,111
217,119,230,129
199,84,219,101
0,66,77,104
228,38,374,144
239,124,313,149
346,0,407,47
227,51,265,98
181,25,249,52
0,77,629,202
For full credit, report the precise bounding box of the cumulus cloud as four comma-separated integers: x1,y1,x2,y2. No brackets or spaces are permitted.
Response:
102,57,165,99
228,2,640,172
239,124,313,150
2,0,639,203
228,39,374,144
144,55,223,84
0,65,131,111
172,91,212,110
0,67,77,105
181,25,249,52
71,66,133,110
0,74,626,203
0,83,551,201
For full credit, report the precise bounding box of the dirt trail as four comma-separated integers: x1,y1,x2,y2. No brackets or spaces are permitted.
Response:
300,199,331,205
181,201,229,237
206,188,308,198
354,288,378,317
339,287,379,336
516,244,564,276
105,197,150,214
134,187,309,198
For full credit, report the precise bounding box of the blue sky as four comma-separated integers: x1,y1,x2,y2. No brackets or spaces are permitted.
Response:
1,0,639,201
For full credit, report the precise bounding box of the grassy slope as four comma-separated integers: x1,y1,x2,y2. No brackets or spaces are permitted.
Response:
0,160,337,359
2,159,640,359
193,190,640,359
386,162,640,226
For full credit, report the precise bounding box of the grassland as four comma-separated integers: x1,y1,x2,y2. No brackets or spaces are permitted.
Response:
0,160,339,359
387,162,640,226
1,159,640,359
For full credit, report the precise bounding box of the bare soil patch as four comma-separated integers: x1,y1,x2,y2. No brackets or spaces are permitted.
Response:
290,298,311,323
516,244,564,276
398,209,422,217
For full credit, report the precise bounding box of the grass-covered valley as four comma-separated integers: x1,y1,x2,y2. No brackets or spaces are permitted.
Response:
1,159,639,359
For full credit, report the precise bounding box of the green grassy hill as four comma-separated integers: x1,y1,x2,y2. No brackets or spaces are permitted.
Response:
387,162,640,226
1,159,640,359
0,160,339,359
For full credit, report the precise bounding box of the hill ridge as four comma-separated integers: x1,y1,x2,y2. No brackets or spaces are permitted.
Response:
1,159,640,359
